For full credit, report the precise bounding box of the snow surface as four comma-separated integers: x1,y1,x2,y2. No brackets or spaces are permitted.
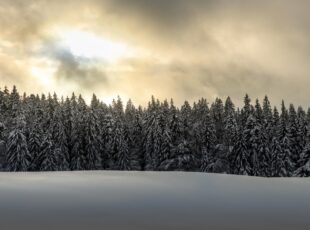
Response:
0,171,309,230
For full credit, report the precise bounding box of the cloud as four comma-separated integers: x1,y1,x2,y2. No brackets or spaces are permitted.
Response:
51,49,108,89
1,0,310,107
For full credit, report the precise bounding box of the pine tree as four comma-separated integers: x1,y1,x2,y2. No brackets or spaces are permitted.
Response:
130,112,144,170
0,122,6,169
37,134,64,171
223,97,238,148
231,130,251,175
143,111,163,170
112,96,124,119
50,106,69,170
124,99,142,169
262,96,273,142
192,98,216,170
28,122,43,171
257,127,271,177
253,99,271,176
62,96,74,166
297,106,307,153
294,121,310,176
280,136,295,176
110,120,131,170
100,113,114,169
294,143,310,177
115,130,131,170
279,100,289,140
6,115,30,171
201,147,211,172
254,99,263,124
211,98,224,144
84,109,101,170
173,140,192,171
180,100,193,147
270,137,286,177
240,94,253,127
287,104,303,167
231,115,256,175
0,122,5,142
70,95,87,170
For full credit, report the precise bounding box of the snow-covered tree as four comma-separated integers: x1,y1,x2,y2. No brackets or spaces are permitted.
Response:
223,97,238,148
294,121,310,176
28,122,43,171
101,114,115,169
143,111,163,170
231,115,258,176
6,115,30,171
240,94,253,127
39,135,60,171
192,98,216,169
287,104,303,167
84,110,101,170
2,85,310,177
115,130,131,170
211,98,224,143
294,143,310,177
70,95,87,170
110,119,131,170
50,106,69,170
231,131,251,175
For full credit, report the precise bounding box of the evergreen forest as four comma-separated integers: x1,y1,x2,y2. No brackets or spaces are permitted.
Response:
0,86,309,177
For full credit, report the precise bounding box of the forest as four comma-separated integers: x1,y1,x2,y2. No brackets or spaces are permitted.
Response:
0,85,309,177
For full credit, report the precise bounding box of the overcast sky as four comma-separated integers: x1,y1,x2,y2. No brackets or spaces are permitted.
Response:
0,0,310,107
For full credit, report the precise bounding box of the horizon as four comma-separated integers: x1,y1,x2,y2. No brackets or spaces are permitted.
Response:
1,85,309,110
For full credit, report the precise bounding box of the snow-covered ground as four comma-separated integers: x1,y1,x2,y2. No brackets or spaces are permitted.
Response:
0,171,309,230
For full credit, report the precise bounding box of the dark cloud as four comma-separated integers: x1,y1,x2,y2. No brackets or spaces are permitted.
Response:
103,0,202,27
50,48,108,89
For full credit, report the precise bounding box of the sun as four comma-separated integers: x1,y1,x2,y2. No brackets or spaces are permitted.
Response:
57,29,133,63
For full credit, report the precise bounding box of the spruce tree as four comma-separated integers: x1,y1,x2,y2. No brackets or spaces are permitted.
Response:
294,143,310,176
110,120,131,170
211,98,224,144
143,112,163,170
240,94,253,127
115,129,131,170
294,121,310,176
84,110,101,170
70,95,87,170
0,122,6,169
51,106,69,170
223,97,238,148
287,104,303,167
28,121,43,171
231,115,256,176
6,115,30,171
192,98,216,170
280,136,295,176
101,114,115,169
39,134,59,171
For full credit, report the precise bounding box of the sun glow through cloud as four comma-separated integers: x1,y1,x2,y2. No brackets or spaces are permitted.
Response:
57,29,133,62
30,58,57,87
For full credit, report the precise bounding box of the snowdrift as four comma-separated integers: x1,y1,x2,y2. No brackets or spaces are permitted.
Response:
0,171,309,230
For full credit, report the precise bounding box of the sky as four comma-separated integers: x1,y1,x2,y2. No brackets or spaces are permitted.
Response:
0,0,310,107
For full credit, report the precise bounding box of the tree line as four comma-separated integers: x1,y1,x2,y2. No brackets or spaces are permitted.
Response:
0,85,309,177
